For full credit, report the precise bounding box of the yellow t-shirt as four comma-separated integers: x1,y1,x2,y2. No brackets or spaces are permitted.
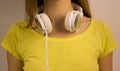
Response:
1,18,117,71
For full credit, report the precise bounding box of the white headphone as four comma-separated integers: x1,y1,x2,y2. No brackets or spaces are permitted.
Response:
35,5,83,34
35,3,84,71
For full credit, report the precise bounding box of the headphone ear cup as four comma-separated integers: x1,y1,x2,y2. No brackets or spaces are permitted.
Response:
65,11,82,32
35,13,52,34
65,11,73,32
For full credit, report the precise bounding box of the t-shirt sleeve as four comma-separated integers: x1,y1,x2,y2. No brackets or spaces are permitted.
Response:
1,24,21,60
99,22,118,59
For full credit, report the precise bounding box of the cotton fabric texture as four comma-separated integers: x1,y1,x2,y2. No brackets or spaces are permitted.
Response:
1,18,117,71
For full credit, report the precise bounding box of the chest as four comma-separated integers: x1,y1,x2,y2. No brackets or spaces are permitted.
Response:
17,34,102,71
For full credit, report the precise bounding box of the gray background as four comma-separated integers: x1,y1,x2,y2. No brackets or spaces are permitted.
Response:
0,0,120,71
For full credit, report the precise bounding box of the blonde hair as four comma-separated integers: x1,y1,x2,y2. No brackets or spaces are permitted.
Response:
26,0,92,27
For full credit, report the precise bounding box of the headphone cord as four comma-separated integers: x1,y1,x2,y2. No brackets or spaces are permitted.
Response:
45,31,49,71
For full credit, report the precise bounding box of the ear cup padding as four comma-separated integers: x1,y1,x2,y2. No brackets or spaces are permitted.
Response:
35,13,52,34
65,11,73,32
35,14,46,34
65,7,83,32
65,10,83,32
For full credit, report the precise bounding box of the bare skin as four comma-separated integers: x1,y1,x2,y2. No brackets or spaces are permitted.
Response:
7,0,113,71
7,52,24,71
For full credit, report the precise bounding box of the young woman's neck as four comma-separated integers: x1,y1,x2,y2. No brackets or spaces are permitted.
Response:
43,0,73,25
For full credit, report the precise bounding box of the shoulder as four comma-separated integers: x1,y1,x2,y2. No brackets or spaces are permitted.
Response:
90,18,111,32
76,17,109,37
81,17,113,40
81,16,108,29
15,20,28,28
4,20,29,39
9,20,28,33
80,16,109,33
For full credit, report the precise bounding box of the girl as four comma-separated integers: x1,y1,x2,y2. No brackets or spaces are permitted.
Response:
1,0,117,71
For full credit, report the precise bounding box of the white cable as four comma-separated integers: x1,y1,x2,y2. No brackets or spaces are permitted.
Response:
45,31,49,71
